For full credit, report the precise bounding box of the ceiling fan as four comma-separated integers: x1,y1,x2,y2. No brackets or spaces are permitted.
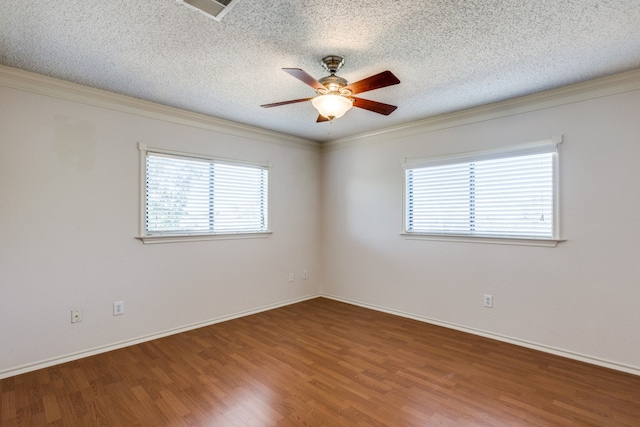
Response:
260,55,400,122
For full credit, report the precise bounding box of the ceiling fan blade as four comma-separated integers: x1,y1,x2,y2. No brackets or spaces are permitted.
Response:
260,98,312,108
283,68,325,91
344,71,400,95
316,115,330,122
352,97,398,115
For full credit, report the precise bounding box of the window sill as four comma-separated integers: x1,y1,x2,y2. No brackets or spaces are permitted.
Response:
401,233,565,247
136,231,272,244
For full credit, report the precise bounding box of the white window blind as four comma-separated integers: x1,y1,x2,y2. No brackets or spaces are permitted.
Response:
404,139,560,241
144,151,269,237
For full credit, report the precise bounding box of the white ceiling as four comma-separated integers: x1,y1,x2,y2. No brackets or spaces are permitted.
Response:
2,0,640,142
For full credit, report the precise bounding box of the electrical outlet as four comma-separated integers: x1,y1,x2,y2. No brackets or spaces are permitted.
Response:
303,270,308,280
288,273,294,283
113,301,124,315
483,294,493,308
71,309,83,323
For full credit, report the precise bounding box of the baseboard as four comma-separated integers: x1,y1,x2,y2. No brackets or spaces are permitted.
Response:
321,294,640,377
5,292,638,379
0,293,320,380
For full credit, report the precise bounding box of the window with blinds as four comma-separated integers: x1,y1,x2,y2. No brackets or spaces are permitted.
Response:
139,145,269,241
404,138,560,242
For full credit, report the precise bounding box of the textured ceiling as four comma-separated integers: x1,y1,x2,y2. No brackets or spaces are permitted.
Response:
1,0,640,142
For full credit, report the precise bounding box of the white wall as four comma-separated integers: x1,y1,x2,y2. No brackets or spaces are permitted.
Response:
2,67,640,378
321,87,640,373
0,77,321,377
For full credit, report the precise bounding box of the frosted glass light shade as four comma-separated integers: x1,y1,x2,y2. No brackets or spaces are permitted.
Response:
311,94,353,120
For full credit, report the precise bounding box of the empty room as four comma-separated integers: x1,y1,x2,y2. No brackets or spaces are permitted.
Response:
1,1,640,425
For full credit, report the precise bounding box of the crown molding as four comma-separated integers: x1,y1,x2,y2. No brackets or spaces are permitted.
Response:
0,65,320,151
4,65,640,153
324,68,640,151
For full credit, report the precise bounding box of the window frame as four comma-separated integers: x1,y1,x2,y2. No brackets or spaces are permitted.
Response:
136,142,272,244
402,136,564,247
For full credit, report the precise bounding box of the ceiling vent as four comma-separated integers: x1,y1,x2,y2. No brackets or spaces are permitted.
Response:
176,0,240,21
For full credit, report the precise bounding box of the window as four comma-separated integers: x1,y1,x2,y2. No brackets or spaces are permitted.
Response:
403,136,562,246
137,143,270,243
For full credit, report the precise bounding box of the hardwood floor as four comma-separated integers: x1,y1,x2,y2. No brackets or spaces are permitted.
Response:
1,297,639,426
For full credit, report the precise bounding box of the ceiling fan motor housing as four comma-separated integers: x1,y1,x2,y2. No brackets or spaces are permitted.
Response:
318,74,350,94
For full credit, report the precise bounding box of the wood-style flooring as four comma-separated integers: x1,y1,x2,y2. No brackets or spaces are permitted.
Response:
1,297,639,426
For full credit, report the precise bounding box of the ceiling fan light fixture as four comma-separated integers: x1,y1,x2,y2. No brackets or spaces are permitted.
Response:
311,94,353,120
260,57,400,122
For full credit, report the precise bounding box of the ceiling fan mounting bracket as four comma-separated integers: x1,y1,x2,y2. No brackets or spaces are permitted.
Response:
320,55,345,74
